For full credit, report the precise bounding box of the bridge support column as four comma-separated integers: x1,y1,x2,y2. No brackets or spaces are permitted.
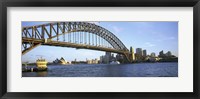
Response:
122,52,133,63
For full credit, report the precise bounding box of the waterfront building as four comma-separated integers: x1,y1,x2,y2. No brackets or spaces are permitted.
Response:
59,57,67,64
130,46,135,61
136,48,143,56
100,56,104,63
99,52,113,64
166,51,172,57
151,52,156,57
105,52,111,63
143,50,147,57
111,54,116,61
145,56,160,62
86,58,99,64
53,57,70,65
116,54,125,63
93,58,99,64
53,58,60,63
112,54,114,58
159,50,165,58
136,48,143,61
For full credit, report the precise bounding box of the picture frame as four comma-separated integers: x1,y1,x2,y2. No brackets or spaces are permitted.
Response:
0,0,199,99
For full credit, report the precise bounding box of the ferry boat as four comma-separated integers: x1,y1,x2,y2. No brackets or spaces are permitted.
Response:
36,58,48,71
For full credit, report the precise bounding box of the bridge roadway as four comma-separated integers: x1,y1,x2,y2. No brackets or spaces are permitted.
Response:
22,38,130,55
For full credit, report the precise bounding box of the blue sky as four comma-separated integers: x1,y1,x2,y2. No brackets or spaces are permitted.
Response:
22,21,178,63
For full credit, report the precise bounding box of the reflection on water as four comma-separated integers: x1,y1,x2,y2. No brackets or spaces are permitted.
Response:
22,62,178,77
37,71,48,77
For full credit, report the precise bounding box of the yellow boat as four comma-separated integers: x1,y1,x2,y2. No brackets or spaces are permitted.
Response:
36,58,48,70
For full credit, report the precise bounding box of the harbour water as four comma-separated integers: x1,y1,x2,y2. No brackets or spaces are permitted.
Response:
22,62,178,77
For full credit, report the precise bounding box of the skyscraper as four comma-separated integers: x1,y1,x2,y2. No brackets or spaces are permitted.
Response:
136,48,143,56
136,48,143,61
105,52,111,63
143,50,147,57
130,46,135,61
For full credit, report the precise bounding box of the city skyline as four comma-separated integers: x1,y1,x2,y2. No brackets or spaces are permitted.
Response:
22,21,178,63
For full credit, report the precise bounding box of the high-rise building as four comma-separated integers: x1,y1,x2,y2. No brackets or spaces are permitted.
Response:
136,48,143,61
130,46,135,61
143,50,147,57
100,56,104,63
105,52,111,63
116,54,125,63
136,48,143,56
166,51,172,57
159,50,165,57
151,52,156,57
110,54,116,61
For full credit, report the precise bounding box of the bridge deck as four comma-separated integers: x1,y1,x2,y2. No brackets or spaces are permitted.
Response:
22,38,128,54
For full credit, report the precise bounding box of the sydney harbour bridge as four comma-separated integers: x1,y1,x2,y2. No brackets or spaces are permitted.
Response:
22,22,133,62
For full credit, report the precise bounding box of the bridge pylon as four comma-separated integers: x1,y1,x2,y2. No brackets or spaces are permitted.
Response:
123,52,133,63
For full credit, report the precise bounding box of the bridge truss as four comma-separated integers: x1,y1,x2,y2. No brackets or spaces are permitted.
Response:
22,22,132,62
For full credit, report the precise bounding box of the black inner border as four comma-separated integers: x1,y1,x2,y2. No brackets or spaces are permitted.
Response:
0,0,199,99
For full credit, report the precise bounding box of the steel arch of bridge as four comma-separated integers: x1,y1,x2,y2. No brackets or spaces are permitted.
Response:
22,22,132,62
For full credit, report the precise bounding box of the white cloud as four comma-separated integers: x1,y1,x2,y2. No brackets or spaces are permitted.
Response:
154,36,176,42
144,42,156,47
